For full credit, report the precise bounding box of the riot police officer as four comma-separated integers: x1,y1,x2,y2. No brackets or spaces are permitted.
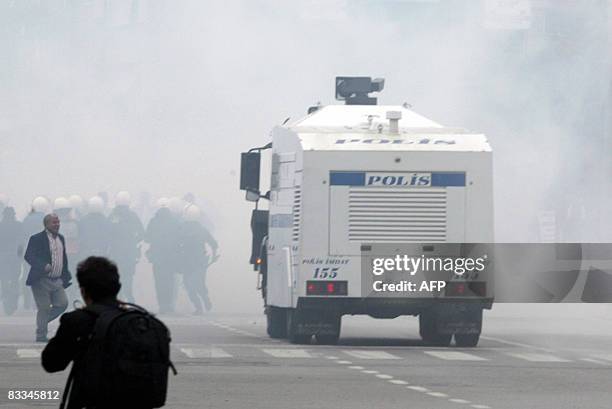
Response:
108,191,144,303
145,206,180,314
79,196,112,257
178,205,218,314
0,207,23,315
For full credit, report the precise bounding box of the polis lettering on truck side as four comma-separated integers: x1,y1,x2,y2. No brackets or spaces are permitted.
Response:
366,173,432,187
335,138,456,145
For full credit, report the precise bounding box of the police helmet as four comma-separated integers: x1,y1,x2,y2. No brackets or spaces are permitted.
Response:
69,195,84,210
115,191,131,207
88,196,105,214
54,197,71,210
32,196,50,212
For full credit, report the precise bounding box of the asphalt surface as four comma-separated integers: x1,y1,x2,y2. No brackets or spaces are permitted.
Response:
0,304,611,409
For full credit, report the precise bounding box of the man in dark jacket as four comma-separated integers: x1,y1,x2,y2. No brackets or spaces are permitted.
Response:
43,257,170,409
21,200,48,311
42,256,124,409
24,213,72,342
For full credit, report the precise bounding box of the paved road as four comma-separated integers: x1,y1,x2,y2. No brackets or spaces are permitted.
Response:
0,305,611,409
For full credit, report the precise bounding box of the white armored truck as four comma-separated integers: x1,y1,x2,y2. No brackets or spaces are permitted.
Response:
240,77,493,346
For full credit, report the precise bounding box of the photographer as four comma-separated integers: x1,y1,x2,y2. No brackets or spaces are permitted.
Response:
42,256,174,409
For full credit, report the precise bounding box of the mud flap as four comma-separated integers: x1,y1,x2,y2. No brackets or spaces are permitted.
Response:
436,303,483,335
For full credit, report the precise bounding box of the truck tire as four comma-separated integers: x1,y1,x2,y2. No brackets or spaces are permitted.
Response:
315,315,341,345
287,309,311,344
454,333,480,347
419,312,452,347
266,306,287,339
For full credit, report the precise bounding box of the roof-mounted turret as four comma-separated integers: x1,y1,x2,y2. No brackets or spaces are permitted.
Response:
335,76,385,105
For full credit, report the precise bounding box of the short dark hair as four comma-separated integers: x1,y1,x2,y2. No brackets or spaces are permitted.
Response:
76,256,121,301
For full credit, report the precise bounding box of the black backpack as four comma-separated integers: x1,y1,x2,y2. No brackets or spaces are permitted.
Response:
61,303,177,409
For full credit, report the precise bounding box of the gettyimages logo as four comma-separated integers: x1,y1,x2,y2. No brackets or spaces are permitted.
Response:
360,243,612,302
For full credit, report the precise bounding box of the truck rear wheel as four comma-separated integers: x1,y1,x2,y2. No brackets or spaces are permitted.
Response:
315,315,341,345
454,333,480,347
419,312,452,347
266,306,287,339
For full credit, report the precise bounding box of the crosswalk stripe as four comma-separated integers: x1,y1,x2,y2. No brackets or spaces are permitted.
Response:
17,349,42,358
343,350,401,360
506,353,570,362
425,351,487,361
180,347,232,358
262,349,313,358
7,344,583,365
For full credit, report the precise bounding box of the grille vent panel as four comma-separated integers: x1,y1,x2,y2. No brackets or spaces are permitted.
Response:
348,187,447,242
292,188,301,242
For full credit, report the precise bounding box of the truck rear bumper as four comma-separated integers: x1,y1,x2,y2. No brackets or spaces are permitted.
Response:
297,297,493,318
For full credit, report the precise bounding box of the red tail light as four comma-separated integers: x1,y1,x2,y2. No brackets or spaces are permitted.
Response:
445,281,486,297
306,281,348,296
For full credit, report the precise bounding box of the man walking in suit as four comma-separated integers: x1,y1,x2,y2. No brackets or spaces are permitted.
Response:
24,214,72,342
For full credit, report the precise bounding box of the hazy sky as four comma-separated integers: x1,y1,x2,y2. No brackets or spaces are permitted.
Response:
1,0,610,312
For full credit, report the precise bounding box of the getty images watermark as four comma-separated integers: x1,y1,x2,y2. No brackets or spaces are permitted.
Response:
360,243,612,302
370,254,488,293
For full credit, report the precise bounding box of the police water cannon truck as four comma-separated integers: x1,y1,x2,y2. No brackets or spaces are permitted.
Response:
240,77,493,346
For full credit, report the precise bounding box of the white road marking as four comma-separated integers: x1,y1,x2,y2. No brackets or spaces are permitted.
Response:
343,350,401,360
449,398,471,404
336,360,352,364
341,357,493,409
376,374,393,379
591,354,612,362
180,347,232,358
425,351,487,361
0,343,45,347
580,358,610,365
407,386,430,392
262,349,313,358
17,349,42,358
506,352,571,362
326,356,339,360
481,336,554,353
207,321,260,338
